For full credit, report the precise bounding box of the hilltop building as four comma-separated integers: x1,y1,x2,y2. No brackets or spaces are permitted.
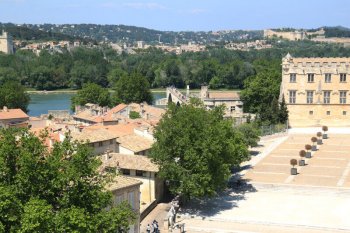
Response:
280,53,350,127
264,28,325,41
0,30,14,54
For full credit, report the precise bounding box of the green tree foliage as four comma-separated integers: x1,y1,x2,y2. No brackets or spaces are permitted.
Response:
235,123,261,147
0,81,30,112
112,72,153,104
240,69,281,124
129,111,141,119
0,128,136,232
71,83,111,110
151,103,249,199
278,95,289,124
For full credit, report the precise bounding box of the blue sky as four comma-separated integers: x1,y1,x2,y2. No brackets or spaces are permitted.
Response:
1,0,349,31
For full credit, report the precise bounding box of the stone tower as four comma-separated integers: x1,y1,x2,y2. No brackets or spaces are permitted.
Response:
0,30,14,54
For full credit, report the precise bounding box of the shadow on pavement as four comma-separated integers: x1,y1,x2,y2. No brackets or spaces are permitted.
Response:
179,179,257,217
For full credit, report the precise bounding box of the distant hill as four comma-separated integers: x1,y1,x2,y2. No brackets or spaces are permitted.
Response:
323,26,350,38
0,23,263,44
0,23,93,42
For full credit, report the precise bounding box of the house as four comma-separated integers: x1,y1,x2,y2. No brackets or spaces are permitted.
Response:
200,86,253,123
280,54,350,127
105,175,142,233
70,128,118,155
0,106,29,128
116,134,153,156
101,153,163,212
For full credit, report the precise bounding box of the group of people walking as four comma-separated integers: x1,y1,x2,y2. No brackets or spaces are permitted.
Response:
146,220,159,233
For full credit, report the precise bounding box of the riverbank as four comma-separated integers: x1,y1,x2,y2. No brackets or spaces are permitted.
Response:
26,88,240,94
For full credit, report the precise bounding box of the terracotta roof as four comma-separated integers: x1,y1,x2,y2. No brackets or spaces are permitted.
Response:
129,103,165,119
73,110,102,123
71,128,117,143
0,108,29,120
208,92,240,100
104,153,159,172
105,175,142,191
117,134,153,152
85,122,139,137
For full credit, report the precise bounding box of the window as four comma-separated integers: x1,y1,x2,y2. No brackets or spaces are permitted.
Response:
325,73,331,83
340,91,347,104
309,111,313,115
128,192,135,209
230,106,236,112
306,91,313,104
308,74,314,83
289,90,296,104
98,141,103,147
122,169,130,175
340,73,347,82
115,195,123,205
290,73,296,83
135,170,143,177
323,91,330,104
326,111,330,115
343,111,347,116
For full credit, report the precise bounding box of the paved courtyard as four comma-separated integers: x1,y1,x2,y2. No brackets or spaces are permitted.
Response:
244,133,350,188
175,132,350,233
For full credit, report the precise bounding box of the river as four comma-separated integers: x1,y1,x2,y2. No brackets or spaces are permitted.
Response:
28,92,166,116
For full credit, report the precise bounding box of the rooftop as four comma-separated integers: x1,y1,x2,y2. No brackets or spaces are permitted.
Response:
117,134,153,152
105,175,142,191
207,92,240,100
103,153,159,172
71,128,116,143
0,108,29,120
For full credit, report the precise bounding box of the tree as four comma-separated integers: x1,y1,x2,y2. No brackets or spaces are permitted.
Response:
112,72,153,105
0,81,30,113
240,70,281,124
71,83,111,110
278,95,289,124
0,128,136,232
235,123,261,147
151,103,249,200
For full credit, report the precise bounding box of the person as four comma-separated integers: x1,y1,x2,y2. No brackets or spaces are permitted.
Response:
153,220,159,233
146,224,151,233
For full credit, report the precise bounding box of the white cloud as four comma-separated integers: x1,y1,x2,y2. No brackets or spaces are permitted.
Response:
122,2,167,10
188,8,207,14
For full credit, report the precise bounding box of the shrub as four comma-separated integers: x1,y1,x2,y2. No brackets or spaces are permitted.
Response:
299,150,306,158
129,111,141,119
317,132,322,138
311,137,317,143
305,144,312,151
322,126,328,132
290,159,297,168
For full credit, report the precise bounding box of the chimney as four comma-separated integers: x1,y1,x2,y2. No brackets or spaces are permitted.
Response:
140,103,144,118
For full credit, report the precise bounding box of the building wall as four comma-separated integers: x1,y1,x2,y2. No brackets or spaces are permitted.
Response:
111,185,141,233
119,145,135,155
264,29,306,40
0,117,29,128
91,139,117,155
280,55,350,127
0,31,14,54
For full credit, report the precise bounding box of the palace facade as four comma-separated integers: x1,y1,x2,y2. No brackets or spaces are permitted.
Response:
280,54,350,127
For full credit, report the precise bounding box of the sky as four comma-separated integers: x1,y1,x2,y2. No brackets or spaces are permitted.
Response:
0,0,350,31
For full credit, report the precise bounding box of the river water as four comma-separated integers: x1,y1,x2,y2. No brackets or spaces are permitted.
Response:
28,92,166,116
